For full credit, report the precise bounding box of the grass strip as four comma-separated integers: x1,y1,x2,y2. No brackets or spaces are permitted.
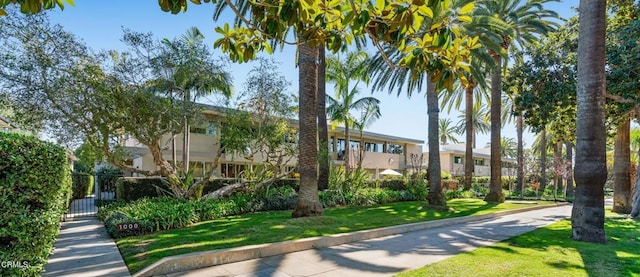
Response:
116,199,557,273
397,212,640,277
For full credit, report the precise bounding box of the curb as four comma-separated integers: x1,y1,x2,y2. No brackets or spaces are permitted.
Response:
134,202,569,277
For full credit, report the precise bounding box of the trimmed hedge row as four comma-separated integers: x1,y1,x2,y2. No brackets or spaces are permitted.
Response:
71,172,94,199
115,177,301,201
0,132,72,277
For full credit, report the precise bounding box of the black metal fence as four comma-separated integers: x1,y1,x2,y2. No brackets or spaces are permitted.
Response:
64,172,121,220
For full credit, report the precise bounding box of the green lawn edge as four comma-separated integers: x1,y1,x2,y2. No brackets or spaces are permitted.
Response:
397,212,640,277
115,199,558,274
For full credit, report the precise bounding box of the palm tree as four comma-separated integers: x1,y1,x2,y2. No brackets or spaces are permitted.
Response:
292,37,324,218
317,46,329,191
612,116,632,213
353,102,382,169
325,51,372,174
477,0,560,202
571,0,607,243
160,27,232,174
439,118,460,145
455,103,491,148
533,129,552,191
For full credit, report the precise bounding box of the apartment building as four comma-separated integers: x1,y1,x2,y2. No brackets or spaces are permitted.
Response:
425,143,517,177
122,105,424,179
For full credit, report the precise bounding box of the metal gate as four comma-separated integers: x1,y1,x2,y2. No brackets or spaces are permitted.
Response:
64,172,121,220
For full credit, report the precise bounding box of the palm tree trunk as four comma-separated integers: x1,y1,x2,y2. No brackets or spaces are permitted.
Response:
540,128,547,192
345,119,351,174
317,46,329,191
554,141,562,200
517,113,524,197
612,117,631,213
182,91,190,175
426,79,446,208
486,54,504,203
358,131,365,169
565,141,575,199
464,84,474,190
571,0,607,243
292,37,323,218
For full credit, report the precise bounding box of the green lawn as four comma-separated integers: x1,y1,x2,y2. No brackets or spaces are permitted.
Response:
397,212,640,277
116,199,556,273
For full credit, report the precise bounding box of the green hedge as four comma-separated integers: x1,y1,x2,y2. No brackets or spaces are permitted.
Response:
116,177,301,202
71,172,94,199
0,132,72,277
116,178,170,202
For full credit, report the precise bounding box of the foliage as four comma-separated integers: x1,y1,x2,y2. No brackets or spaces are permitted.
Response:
115,178,171,202
0,132,72,277
438,118,459,145
72,142,102,173
0,0,73,16
208,0,479,89
71,172,94,199
96,166,122,195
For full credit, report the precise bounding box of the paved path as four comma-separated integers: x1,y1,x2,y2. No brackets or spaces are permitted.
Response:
43,198,130,277
166,205,572,277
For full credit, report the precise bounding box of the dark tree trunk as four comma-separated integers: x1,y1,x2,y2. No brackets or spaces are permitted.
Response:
565,141,575,199
317,46,329,191
426,79,446,208
540,129,547,192
464,82,474,190
486,54,504,203
612,117,631,213
292,38,323,218
517,113,525,196
571,0,607,243
182,91,191,175
554,141,562,200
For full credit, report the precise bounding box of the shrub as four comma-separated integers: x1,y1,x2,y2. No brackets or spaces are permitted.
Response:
406,178,428,200
441,179,460,190
0,133,72,277
441,171,452,180
378,179,407,190
71,172,94,199
116,177,171,201
96,166,122,197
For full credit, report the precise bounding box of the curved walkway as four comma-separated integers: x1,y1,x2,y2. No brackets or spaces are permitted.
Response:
162,204,572,277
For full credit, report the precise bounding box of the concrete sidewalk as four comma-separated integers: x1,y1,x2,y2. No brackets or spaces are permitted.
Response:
166,205,572,277
43,214,130,276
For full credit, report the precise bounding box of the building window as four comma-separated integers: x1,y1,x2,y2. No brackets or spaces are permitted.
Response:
454,156,463,164
474,159,484,166
364,142,384,153
329,136,334,152
386,144,403,154
221,163,246,178
191,127,207,134
206,121,217,136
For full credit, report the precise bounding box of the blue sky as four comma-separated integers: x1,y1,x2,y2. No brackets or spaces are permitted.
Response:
48,0,579,149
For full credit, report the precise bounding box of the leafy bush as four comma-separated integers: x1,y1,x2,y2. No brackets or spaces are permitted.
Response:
0,133,72,277
441,179,459,190
406,177,428,200
116,177,171,201
71,172,94,199
96,166,122,195
441,171,452,180
378,179,407,190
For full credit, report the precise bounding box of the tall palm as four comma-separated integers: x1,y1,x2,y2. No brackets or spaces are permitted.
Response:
292,37,323,218
353,102,382,169
161,27,232,174
325,51,371,174
317,46,329,191
213,4,323,217
439,8,505,191
571,0,607,243
439,118,460,145
455,102,490,148
533,128,552,191
478,0,560,202
612,116,631,213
